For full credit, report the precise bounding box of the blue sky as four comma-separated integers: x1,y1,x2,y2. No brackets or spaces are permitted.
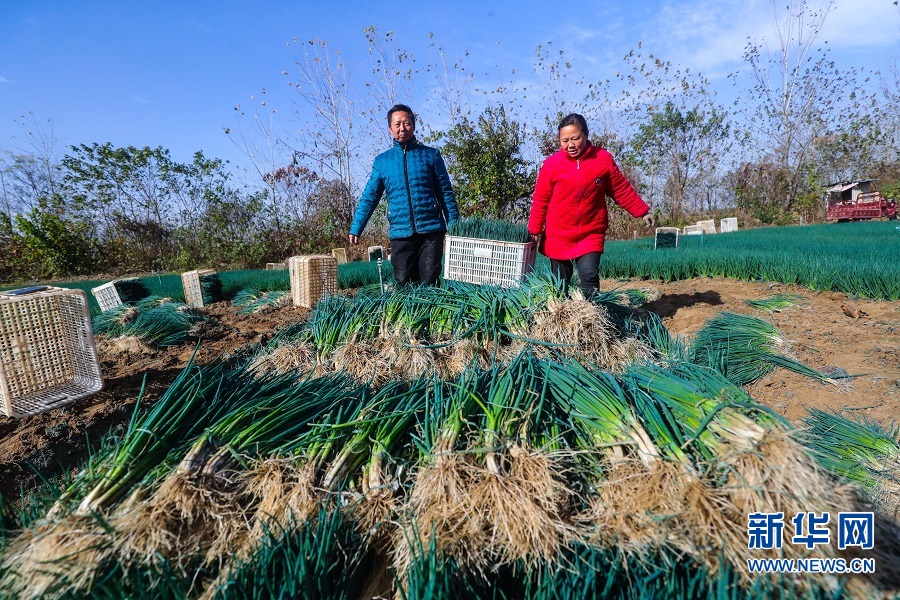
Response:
2,0,898,179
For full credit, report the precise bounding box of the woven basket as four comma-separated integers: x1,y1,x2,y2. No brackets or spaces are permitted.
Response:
181,269,217,308
331,248,348,264
0,286,103,418
288,255,338,308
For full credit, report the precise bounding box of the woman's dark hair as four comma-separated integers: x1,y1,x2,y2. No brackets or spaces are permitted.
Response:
387,104,415,126
558,113,588,136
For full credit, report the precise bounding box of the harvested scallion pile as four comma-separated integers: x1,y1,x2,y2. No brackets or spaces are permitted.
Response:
744,293,802,313
449,217,532,243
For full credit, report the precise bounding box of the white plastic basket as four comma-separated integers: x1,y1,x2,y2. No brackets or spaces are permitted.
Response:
91,281,122,312
181,269,217,309
0,286,103,418
720,217,738,233
654,227,680,249
683,224,704,236
443,236,536,287
696,219,717,234
367,245,384,261
288,255,338,308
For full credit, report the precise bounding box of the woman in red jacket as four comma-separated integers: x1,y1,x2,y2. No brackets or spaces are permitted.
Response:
528,113,654,297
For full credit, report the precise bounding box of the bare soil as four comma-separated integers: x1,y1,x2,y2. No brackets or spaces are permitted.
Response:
1,278,898,502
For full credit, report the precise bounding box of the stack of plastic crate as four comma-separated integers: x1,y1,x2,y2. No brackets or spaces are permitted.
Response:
442,236,536,287
654,227,680,249
720,217,739,233
181,269,217,309
0,286,103,418
288,255,338,308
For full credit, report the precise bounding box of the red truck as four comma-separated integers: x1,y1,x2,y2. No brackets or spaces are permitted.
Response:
825,180,897,221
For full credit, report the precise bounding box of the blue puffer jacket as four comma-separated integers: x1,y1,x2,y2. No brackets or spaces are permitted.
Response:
350,138,459,239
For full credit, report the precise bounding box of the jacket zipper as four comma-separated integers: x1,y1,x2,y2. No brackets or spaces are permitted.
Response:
576,158,583,249
403,145,418,235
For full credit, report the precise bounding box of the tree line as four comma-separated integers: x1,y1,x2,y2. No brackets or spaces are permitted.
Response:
3,1,899,283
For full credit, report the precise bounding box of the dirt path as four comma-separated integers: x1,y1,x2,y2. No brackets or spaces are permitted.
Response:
1,278,898,502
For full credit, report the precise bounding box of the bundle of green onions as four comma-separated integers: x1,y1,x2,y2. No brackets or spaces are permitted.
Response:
448,217,532,243
545,359,657,464
297,273,652,381
0,357,243,598
231,288,288,314
4,344,898,599
114,370,368,569
69,359,238,515
93,301,205,348
802,408,900,515
744,293,802,313
135,295,175,309
622,363,778,463
689,311,832,386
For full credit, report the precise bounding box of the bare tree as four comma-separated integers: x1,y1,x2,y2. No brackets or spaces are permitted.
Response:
424,32,474,132
530,44,588,153
283,37,360,234
591,46,733,221
731,0,859,204
0,113,64,216
227,87,292,231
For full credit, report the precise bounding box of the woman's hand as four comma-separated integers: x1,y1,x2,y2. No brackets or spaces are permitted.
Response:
642,214,655,228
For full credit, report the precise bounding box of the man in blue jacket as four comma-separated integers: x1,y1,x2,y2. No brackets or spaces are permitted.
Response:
349,104,459,285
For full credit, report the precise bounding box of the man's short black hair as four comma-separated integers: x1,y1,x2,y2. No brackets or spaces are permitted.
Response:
558,113,588,137
388,104,415,126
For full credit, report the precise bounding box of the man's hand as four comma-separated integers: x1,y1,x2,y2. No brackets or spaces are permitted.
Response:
642,213,655,229
349,234,359,245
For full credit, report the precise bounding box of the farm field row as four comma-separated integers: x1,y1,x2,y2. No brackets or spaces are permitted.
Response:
4,222,899,313
600,221,900,300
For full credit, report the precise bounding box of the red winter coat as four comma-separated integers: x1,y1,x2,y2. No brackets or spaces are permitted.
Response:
528,144,649,260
